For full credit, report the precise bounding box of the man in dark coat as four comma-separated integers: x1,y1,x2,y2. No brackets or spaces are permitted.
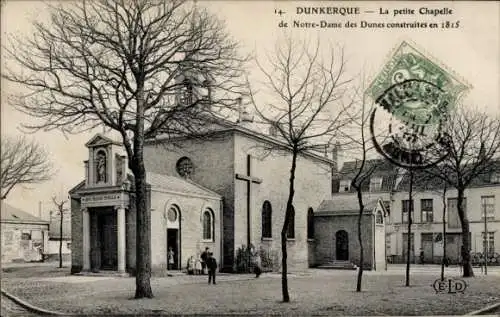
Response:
206,252,217,285
201,247,209,275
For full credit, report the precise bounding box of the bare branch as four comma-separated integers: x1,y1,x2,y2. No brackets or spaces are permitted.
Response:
426,106,500,188
1,135,54,200
3,0,249,150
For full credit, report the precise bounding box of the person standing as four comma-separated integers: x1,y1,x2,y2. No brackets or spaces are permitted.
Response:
206,252,217,285
168,247,175,270
195,257,202,275
201,247,209,275
253,248,262,278
187,256,195,275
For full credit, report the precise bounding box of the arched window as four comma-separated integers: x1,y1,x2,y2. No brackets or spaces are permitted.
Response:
307,207,314,239
202,209,214,241
286,205,295,239
262,201,272,238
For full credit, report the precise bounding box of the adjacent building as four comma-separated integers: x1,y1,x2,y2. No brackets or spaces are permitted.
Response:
1,202,49,263
331,159,398,266
314,197,387,270
390,166,500,264
331,158,500,266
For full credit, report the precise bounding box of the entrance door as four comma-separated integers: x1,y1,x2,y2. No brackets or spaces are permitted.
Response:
99,211,117,270
166,206,181,270
336,230,349,261
167,229,179,270
446,233,462,264
421,233,434,264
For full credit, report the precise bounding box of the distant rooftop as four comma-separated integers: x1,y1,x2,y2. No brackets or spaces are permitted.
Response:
316,197,382,216
0,202,49,225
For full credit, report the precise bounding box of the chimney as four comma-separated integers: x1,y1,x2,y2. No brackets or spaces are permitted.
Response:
237,97,253,126
38,201,42,220
201,79,212,111
332,141,341,172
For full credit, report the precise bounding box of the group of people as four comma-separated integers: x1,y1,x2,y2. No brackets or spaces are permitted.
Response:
186,247,218,284
185,246,263,284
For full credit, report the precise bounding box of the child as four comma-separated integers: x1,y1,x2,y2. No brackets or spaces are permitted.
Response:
195,257,202,275
187,256,195,275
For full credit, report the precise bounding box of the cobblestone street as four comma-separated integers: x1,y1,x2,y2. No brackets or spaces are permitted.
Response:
2,265,499,316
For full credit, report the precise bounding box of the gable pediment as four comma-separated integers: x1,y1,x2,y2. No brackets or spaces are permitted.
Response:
85,133,121,148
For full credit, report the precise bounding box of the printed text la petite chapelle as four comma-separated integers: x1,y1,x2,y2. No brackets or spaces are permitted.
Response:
277,6,459,30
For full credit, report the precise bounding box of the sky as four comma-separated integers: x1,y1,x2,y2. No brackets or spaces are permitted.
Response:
1,1,499,215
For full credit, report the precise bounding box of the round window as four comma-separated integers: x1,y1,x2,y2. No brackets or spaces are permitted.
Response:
167,207,178,222
176,157,194,178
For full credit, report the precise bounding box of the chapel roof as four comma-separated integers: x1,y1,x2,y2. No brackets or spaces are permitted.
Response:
145,172,221,199
0,202,49,225
315,197,385,216
69,172,221,200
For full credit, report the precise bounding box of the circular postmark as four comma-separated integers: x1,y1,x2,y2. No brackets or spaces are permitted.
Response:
370,79,451,168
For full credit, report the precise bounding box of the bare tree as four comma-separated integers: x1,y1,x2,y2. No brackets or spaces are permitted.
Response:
249,36,352,302
439,182,448,281
52,196,68,269
405,168,414,286
349,157,380,292
425,106,500,277
341,78,382,292
1,135,54,200
3,0,246,298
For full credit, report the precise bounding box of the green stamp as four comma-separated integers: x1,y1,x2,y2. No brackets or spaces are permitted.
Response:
367,41,470,125
367,41,471,168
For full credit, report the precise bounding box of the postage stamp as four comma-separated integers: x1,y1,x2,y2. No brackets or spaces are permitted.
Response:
367,41,471,168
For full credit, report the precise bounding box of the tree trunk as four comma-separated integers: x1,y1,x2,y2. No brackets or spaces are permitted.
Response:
59,210,63,268
441,185,447,281
281,150,298,303
355,188,364,292
457,188,474,277
405,170,413,287
133,85,154,299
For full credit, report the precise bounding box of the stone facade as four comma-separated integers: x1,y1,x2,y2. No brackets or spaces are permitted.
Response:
149,184,221,273
233,133,332,272
144,127,333,272
144,132,234,269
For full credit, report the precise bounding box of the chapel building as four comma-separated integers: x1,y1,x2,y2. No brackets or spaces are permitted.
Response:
69,120,335,275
